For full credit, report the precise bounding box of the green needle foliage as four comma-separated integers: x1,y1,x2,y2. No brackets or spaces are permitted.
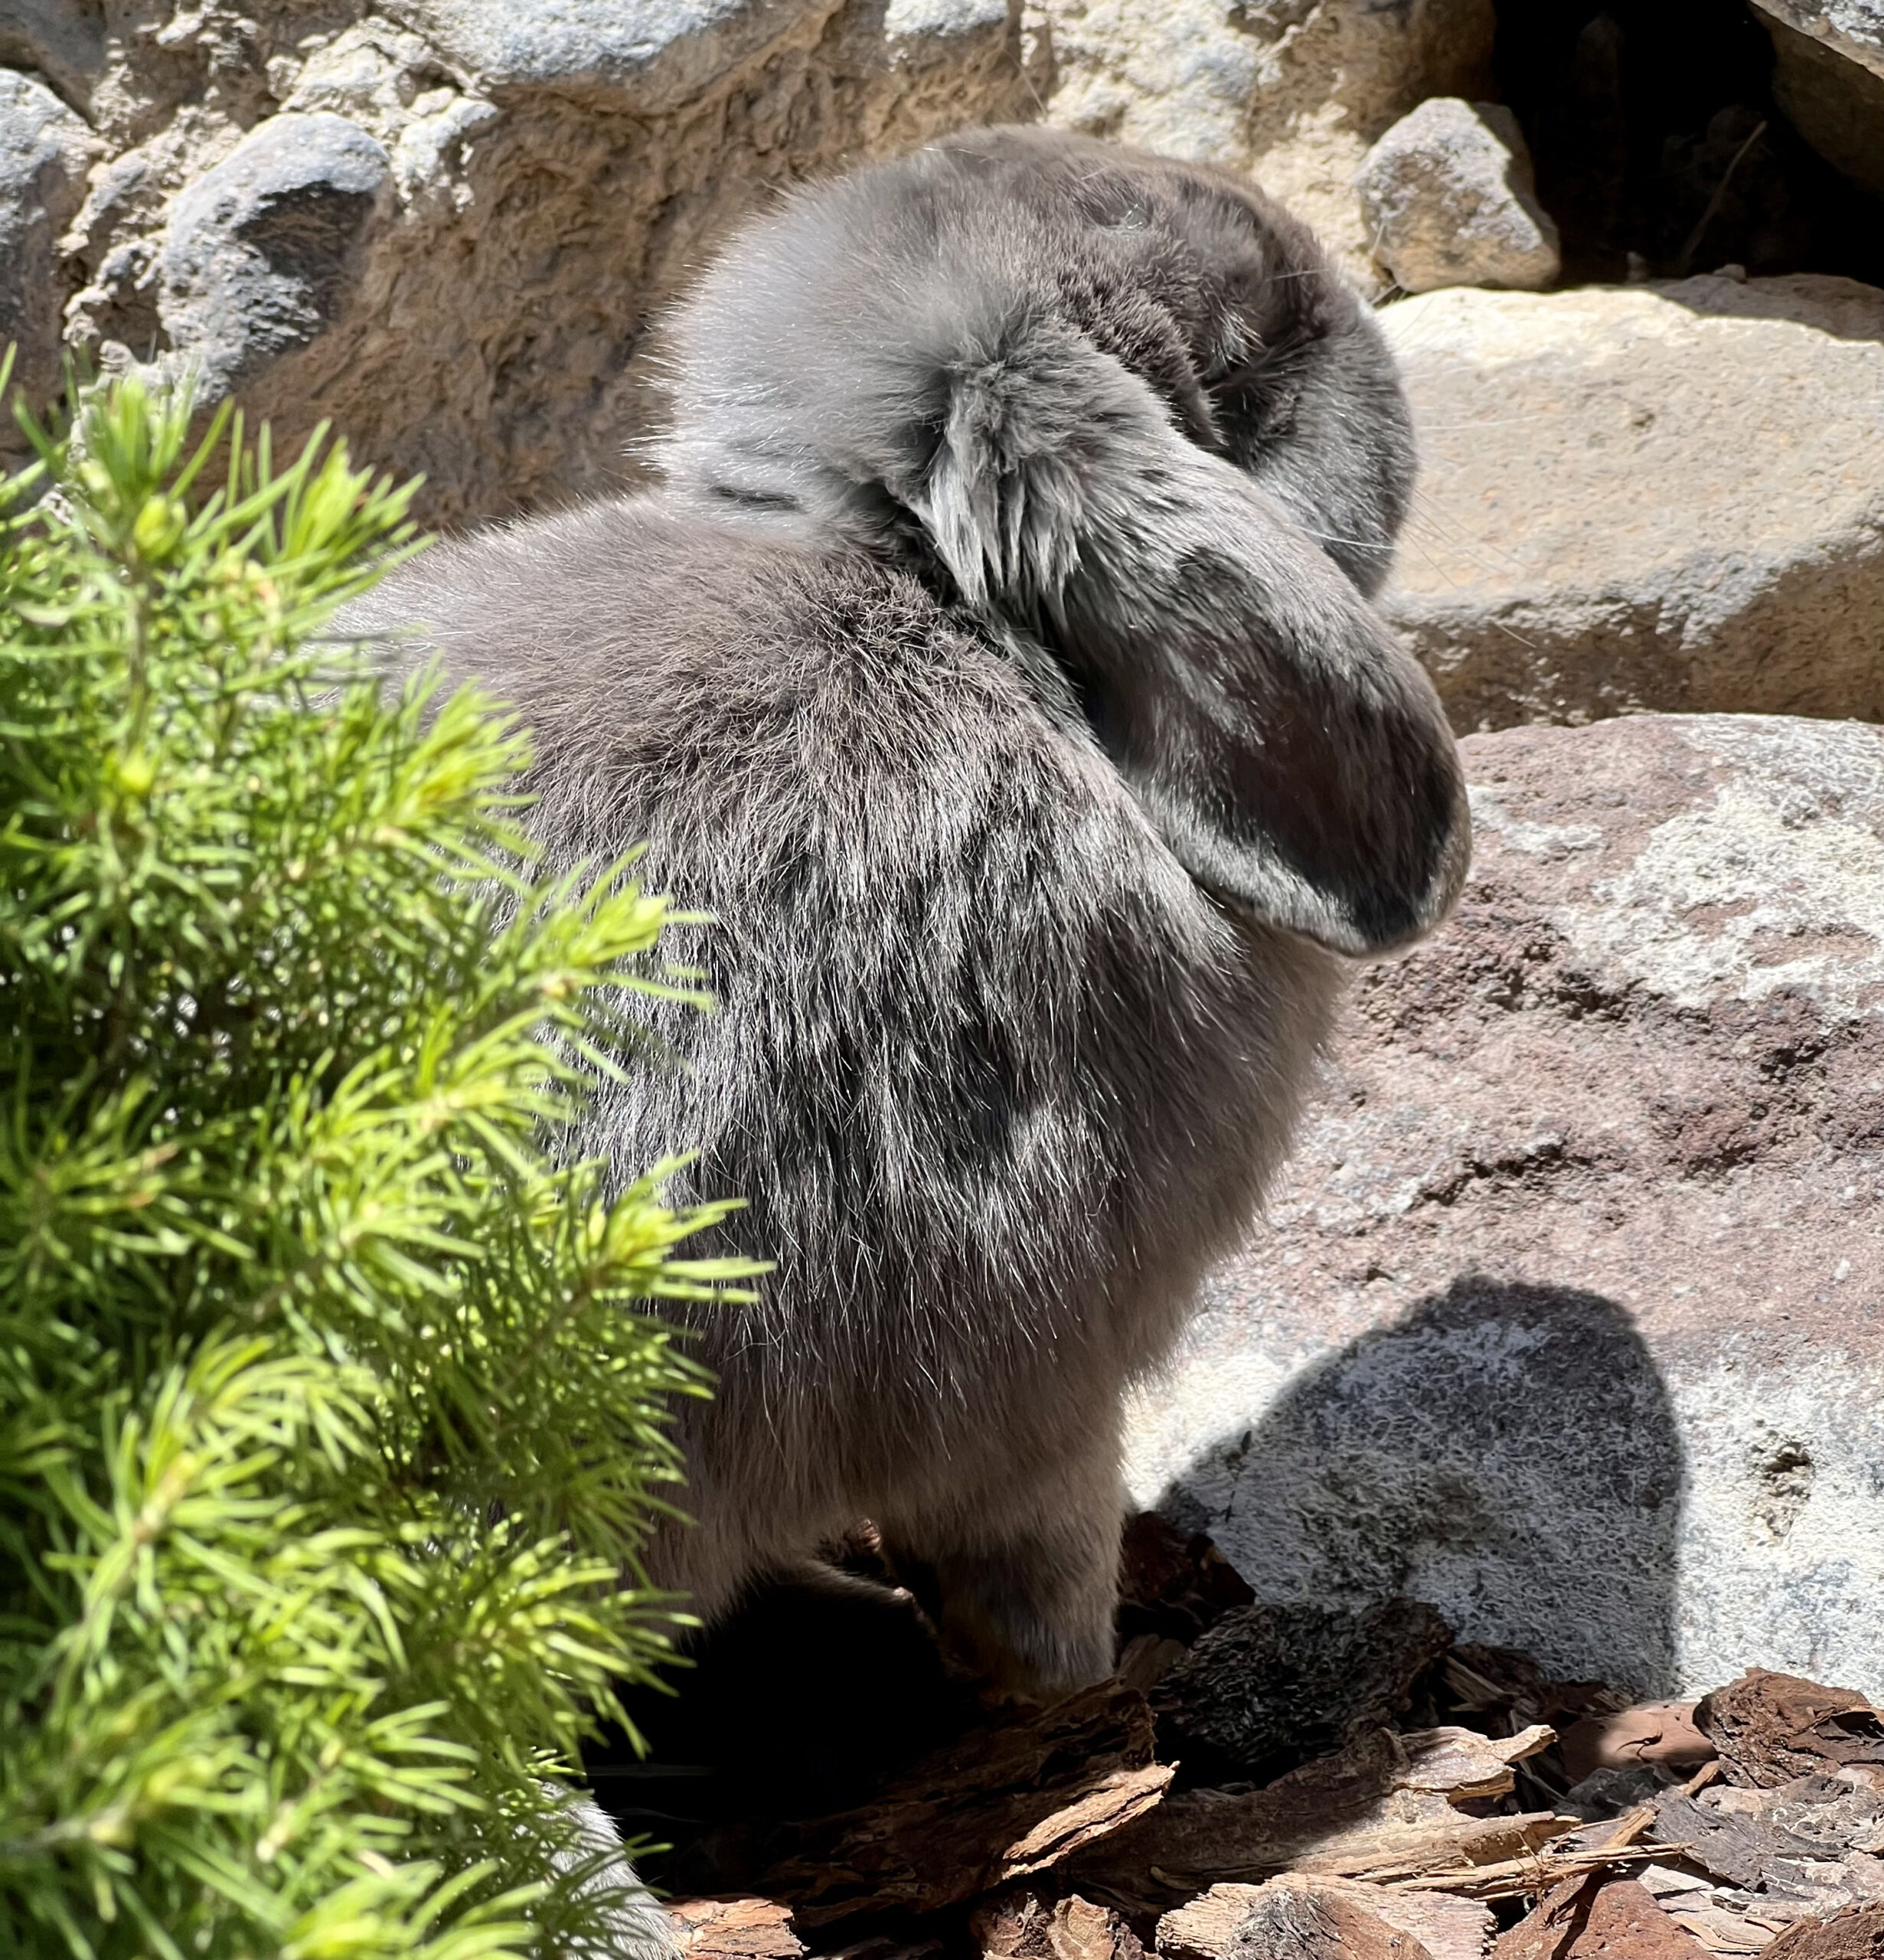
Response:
0,363,743,1958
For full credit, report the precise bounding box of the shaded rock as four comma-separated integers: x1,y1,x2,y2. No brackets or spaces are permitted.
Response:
0,2,107,106
1355,97,1559,294
1379,276,1884,729
1152,1597,1453,1782
1123,714,1884,1702
158,112,391,401
0,68,96,430
1494,4,1884,290
1752,1,1884,201
1027,0,1495,291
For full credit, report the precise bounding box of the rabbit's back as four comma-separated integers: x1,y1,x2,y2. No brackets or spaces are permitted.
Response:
362,494,1340,1549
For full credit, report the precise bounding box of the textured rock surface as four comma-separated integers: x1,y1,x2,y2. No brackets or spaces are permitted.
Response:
160,111,391,399
0,67,96,438
1380,275,1884,731
1755,0,1884,202
1125,714,1884,1702
1024,0,1495,291
13,0,1032,524
1354,97,1559,296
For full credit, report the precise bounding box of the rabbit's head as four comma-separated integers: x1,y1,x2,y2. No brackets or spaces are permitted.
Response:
658,127,1467,959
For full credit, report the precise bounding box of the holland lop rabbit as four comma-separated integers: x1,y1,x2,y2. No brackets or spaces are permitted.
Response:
345,126,1471,1699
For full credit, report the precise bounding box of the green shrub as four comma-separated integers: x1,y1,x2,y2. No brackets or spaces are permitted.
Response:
0,366,740,1958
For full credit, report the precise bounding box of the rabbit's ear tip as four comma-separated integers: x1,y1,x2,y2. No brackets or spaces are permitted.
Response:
1177,771,1472,960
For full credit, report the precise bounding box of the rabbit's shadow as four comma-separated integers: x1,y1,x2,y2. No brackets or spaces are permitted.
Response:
1152,1275,1687,1698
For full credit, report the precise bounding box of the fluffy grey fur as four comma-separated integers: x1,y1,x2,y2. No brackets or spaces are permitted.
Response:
341,126,1469,1697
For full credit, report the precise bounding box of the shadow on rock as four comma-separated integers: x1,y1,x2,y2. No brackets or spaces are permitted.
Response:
1155,1277,1686,1699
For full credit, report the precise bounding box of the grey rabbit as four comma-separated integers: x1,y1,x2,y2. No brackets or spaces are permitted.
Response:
341,125,1471,1700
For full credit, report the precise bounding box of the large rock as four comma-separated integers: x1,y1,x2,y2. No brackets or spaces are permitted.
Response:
1380,275,1884,730
1126,713,1884,1702
1354,97,1559,296
160,113,391,400
0,68,96,433
1752,0,1884,201
1026,0,1496,292
41,0,1031,526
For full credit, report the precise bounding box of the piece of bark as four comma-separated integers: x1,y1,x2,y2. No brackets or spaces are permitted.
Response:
1118,1514,1256,1647
1396,1842,1673,1905
668,1896,807,1960
1153,1599,1454,1782
1494,1873,1598,1960
1562,1705,1716,1784
1696,1674,1884,1792
1662,1903,1788,1954
1159,1878,1494,1960
1180,1874,1438,1960
1066,1724,1566,1908
1495,1876,1714,1958
754,1681,1173,1928
1650,1775,1884,1893
1765,1906,1884,1958
1444,1649,1627,1730
975,1890,1148,1960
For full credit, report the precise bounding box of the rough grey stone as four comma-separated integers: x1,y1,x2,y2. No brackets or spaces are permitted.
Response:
0,67,95,426
385,0,846,115
36,1,1031,524
1355,96,1560,294
1379,274,1884,730
1125,713,1884,1703
0,2,106,106
1755,0,1884,203
1752,0,1884,83
158,112,391,402
1026,0,1496,293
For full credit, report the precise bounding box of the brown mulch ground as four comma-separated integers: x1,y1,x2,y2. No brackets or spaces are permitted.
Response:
583,1515,1884,1960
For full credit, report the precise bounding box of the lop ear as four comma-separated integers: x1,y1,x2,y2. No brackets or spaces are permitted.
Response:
908,323,1469,956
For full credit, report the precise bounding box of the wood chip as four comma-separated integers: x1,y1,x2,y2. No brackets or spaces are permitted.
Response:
1664,1905,1784,1955
1392,1837,1672,1903
1494,1876,1712,1958
755,1681,1173,1928
1763,1906,1884,1958
1696,1674,1884,1792
974,1890,1148,1960
1158,1878,1494,1960
668,1896,806,1960
1066,1725,1569,1908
